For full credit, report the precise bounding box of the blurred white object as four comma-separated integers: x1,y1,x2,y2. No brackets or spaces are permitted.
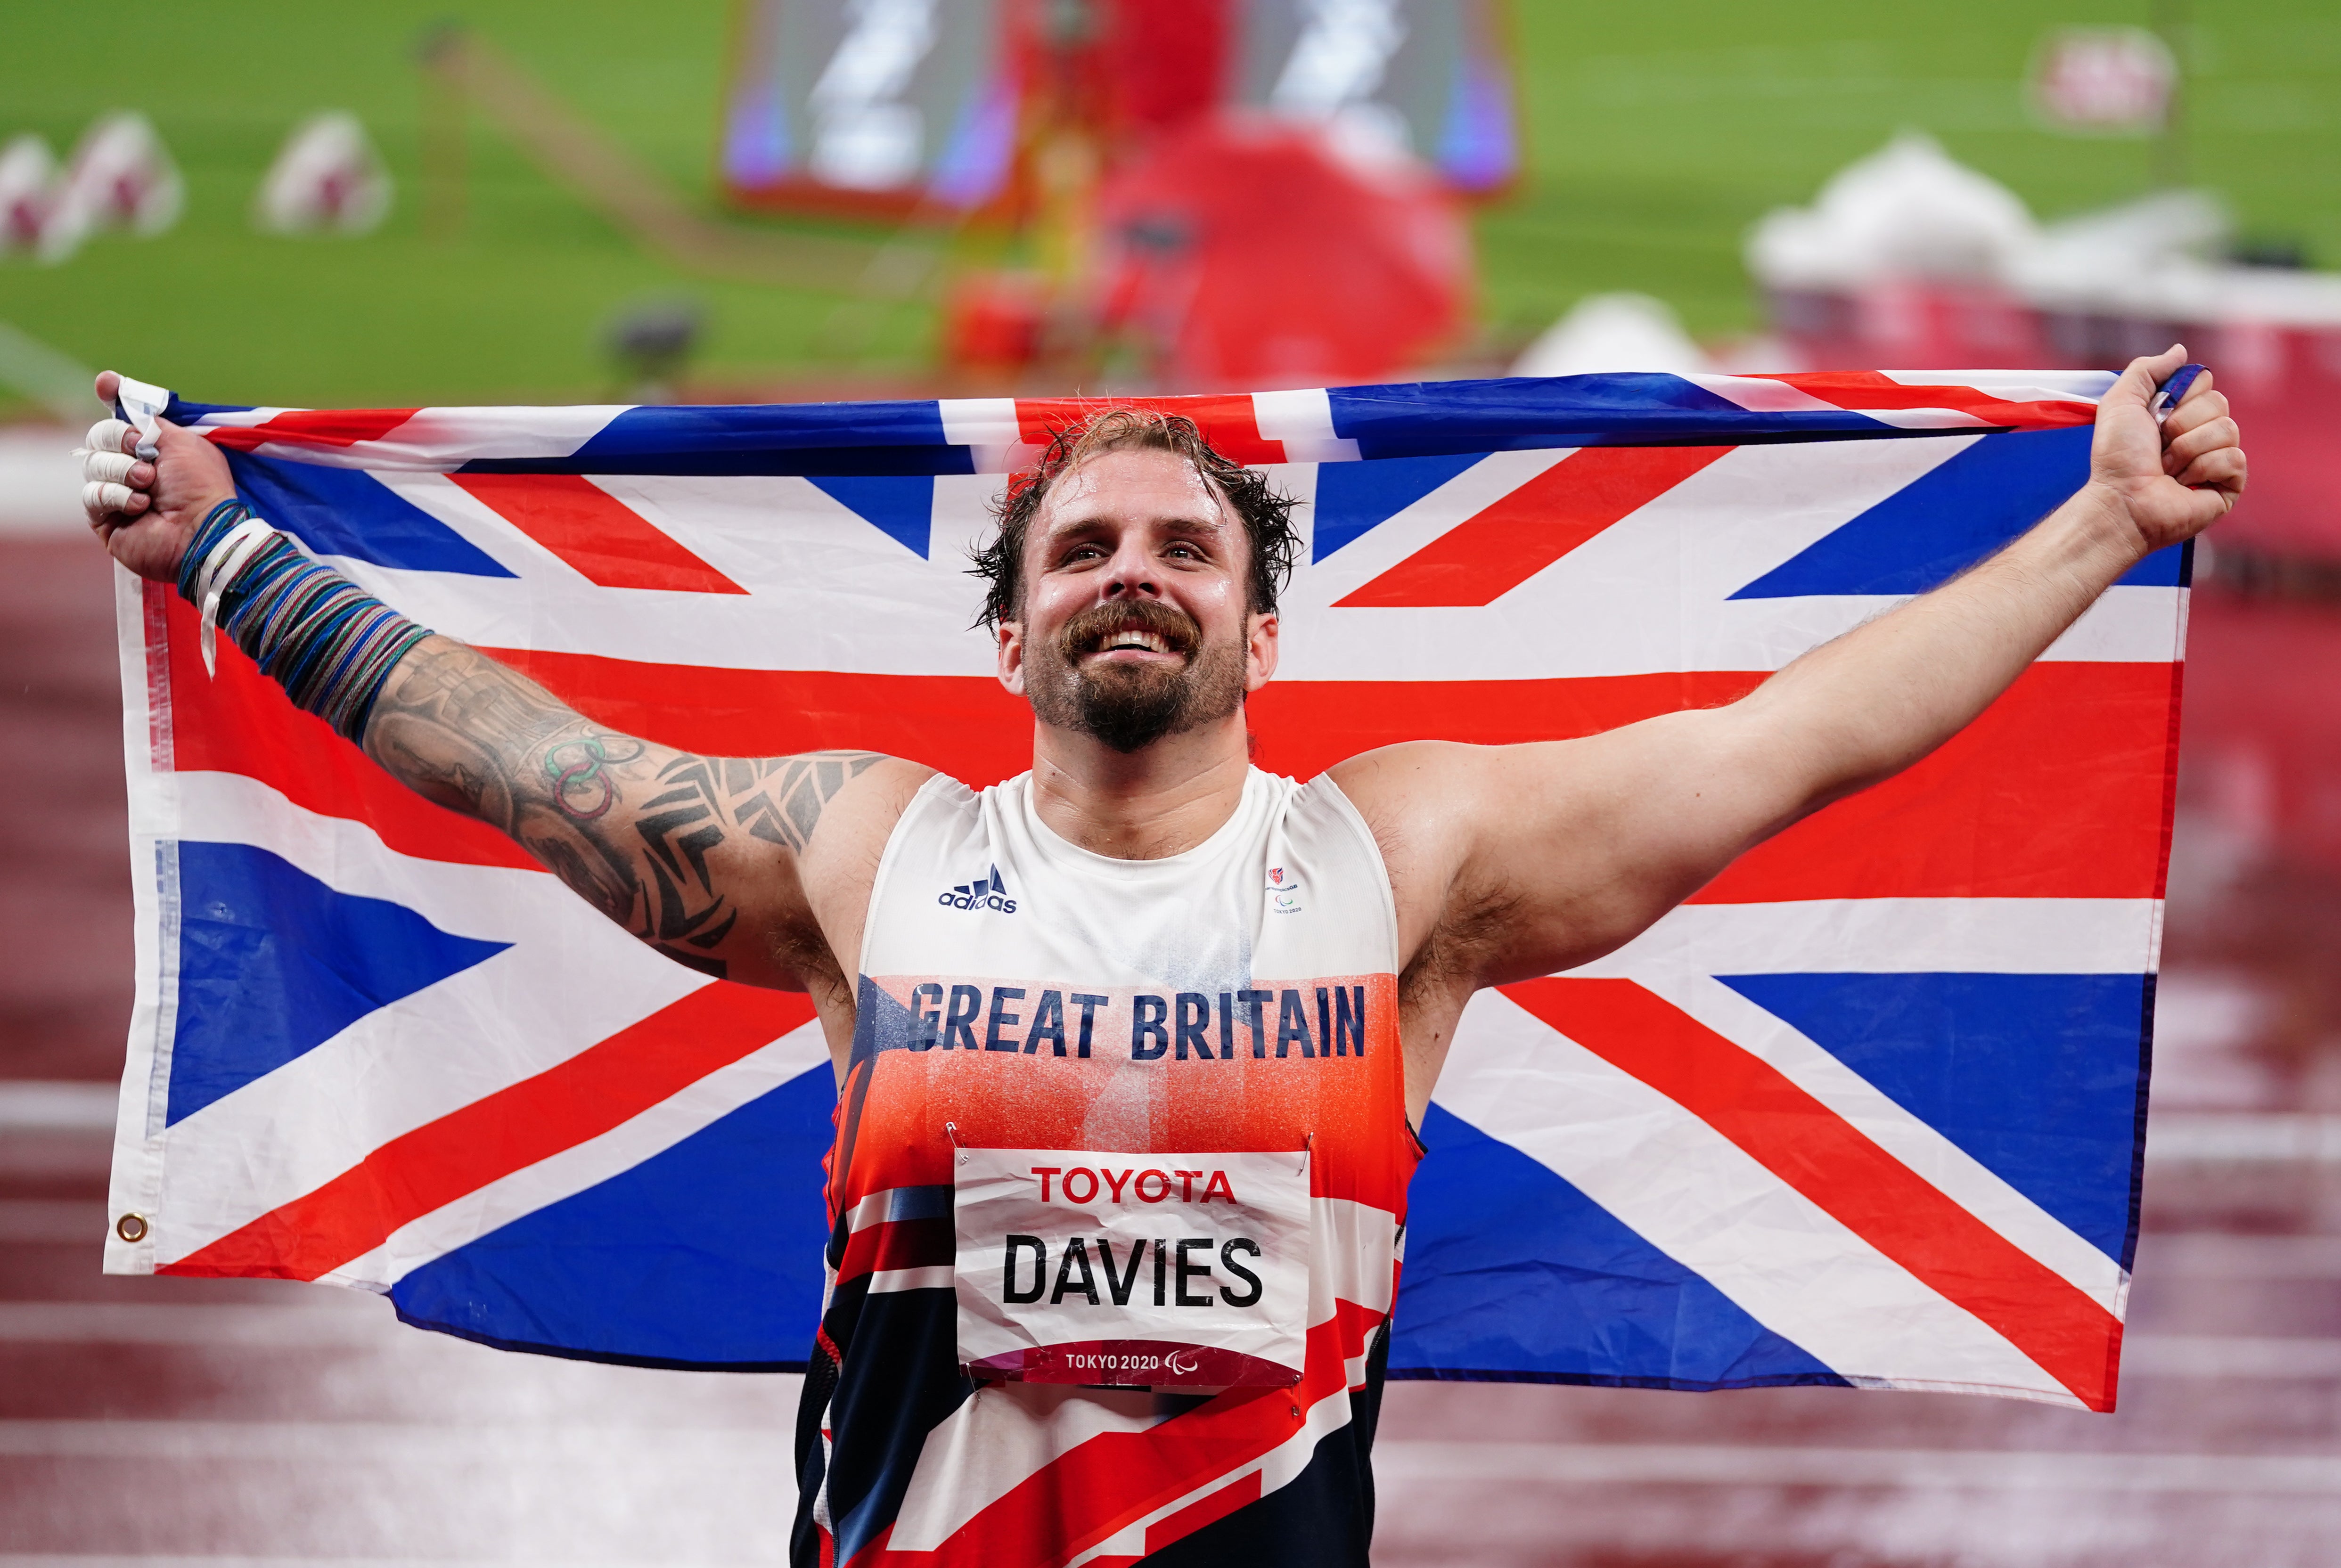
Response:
0,425,90,536
807,0,939,191
0,134,60,255
2013,189,2341,330
38,112,184,263
1512,293,1708,378
254,112,393,235
2030,26,2177,135
1745,131,2037,292
2010,188,2229,314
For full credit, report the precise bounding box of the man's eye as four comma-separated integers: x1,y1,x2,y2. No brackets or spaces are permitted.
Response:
1165,544,1200,560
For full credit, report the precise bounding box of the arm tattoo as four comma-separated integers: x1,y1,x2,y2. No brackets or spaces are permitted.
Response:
362,638,884,980
727,753,885,853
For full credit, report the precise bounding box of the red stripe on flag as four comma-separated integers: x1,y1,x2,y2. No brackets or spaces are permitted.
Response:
1690,659,2180,903
160,982,815,1282
1503,976,2123,1410
449,473,748,594
203,408,421,450
486,647,1042,787
1012,395,1285,465
1776,373,2097,429
1336,445,1732,608
161,584,2175,902
1249,663,2175,900
156,590,538,871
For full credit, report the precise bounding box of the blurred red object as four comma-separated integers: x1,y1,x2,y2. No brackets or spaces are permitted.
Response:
944,270,1050,374
2182,592,2341,874
1093,114,1473,387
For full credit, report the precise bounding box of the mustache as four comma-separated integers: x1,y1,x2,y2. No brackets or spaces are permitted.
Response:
1056,600,1202,660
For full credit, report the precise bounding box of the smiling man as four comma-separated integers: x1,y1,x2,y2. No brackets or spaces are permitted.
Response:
82,355,2242,1567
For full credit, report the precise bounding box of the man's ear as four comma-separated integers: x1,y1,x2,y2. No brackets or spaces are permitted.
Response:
1244,611,1279,693
997,620,1026,695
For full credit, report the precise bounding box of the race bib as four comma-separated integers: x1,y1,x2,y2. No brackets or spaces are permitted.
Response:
952,1147,1313,1388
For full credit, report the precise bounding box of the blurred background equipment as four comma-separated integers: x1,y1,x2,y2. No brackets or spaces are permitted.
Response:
1509,291,1710,378
2030,24,2181,135
724,0,1506,384
604,294,706,400
0,134,60,255
715,0,1516,220
1088,112,1471,385
34,110,183,264
253,112,395,236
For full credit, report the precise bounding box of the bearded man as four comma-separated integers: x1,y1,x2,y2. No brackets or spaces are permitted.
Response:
81,350,2243,1566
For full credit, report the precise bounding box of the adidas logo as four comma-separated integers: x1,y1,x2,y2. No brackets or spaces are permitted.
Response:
937,863,1018,914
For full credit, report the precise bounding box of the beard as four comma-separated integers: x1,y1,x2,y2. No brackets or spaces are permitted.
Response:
1023,600,1249,753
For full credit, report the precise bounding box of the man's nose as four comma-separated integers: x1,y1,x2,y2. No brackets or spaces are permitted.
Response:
1099,539,1160,599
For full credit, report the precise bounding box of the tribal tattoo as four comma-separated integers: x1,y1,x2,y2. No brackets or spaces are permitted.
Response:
727,753,886,853
361,636,884,981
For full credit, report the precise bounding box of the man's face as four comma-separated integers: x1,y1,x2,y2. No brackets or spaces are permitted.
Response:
998,446,1278,753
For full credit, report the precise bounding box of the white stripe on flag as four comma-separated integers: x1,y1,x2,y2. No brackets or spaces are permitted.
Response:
1629,970,2128,1316
1876,370,2115,403
1252,387,1361,463
1682,375,1845,413
143,775,695,1266
936,397,1020,449
1432,988,2083,1404
1573,897,2163,979
1289,448,1574,604
344,1023,832,1293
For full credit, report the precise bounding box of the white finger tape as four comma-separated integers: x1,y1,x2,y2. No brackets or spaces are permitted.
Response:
114,376,169,462
84,481,136,514
83,449,138,485
87,418,134,455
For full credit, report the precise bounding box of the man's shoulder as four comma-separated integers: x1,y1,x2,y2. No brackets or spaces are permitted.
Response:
811,754,941,849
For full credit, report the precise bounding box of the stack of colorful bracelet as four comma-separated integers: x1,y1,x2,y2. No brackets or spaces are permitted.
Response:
175,499,434,743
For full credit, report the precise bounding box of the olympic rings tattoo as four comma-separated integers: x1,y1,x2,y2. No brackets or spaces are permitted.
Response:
544,735,641,822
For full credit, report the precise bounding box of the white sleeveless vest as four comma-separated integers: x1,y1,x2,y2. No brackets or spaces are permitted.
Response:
859,767,1398,1003
804,768,1422,1563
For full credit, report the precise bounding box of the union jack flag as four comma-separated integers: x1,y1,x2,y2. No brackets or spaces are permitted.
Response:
102,369,2180,1411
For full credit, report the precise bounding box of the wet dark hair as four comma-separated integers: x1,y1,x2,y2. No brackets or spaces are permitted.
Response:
970,408,1300,632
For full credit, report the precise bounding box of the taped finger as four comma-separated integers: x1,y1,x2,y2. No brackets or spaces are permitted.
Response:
86,418,134,455
83,480,136,514
83,448,139,486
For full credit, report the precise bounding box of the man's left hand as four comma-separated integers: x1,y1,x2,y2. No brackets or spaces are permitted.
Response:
2089,345,2247,558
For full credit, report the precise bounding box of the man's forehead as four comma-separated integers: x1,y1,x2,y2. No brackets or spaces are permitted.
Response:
1039,449,1231,531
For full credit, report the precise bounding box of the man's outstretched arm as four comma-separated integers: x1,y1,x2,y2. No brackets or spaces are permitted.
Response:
1341,347,2245,998
81,372,919,995
359,637,890,985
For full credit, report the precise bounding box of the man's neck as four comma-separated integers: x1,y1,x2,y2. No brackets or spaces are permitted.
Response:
1028,715,1253,860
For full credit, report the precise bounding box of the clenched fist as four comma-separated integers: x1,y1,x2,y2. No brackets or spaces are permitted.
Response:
81,369,237,583
2087,345,2247,559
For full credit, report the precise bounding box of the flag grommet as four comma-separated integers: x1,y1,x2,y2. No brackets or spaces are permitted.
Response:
115,1213,148,1243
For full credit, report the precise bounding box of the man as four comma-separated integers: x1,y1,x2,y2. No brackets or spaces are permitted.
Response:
84,351,2242,1565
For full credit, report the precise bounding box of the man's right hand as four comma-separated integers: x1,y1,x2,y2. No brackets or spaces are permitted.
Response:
82,369,237,583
